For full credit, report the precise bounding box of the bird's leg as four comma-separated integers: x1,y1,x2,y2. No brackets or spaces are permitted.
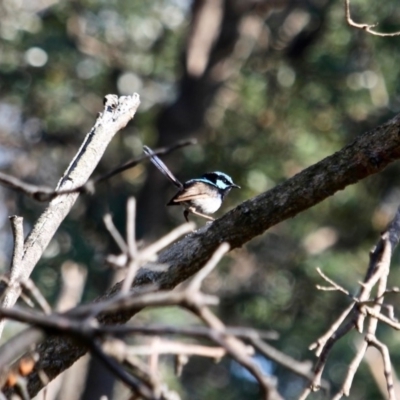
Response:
188,207,215,221
183,209,190,222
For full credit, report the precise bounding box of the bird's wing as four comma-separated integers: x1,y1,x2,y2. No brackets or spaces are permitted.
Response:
168,182,214,204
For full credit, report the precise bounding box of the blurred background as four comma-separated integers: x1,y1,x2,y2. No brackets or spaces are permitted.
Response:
1,0,400,399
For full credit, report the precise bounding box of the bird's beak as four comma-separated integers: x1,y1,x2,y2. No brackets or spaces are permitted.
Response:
232,184,240,189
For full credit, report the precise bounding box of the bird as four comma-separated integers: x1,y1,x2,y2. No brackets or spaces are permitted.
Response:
143,145,240,222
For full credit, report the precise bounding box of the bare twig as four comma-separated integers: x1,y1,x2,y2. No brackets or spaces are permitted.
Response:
187,242,230,292
0,139,197,202
367,336,395,400
56,262,87,313
126,197,137,260
104,213,129,255
20,280,51,315
315,267,355,299
138,222,196,262
9,216,24,276
309,302,355,356
94,138,196,184
110,338,227,359
96,324,278,341
344,0,400,37
0,216,25,335
90,340,155,399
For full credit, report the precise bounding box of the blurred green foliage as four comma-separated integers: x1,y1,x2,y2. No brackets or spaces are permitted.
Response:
1,0,400,399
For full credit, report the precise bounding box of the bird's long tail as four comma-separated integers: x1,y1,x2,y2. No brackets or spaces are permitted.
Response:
143,145,183,189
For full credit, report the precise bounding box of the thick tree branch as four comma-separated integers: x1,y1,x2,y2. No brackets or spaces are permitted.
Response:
8,112,400,397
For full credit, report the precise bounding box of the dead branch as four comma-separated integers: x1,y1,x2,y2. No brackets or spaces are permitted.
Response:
344,0,400,37
0,139,196,202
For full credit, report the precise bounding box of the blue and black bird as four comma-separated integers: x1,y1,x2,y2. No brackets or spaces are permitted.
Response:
143,146,240,222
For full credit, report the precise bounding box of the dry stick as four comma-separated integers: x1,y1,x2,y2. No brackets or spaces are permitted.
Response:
20,280,52,315
187,242,230,292
126,197,137,259
0,216,25,335
367,336,396,400
138,222,196,262
103,339,161,398
0,94,141,339
103,214,129,255
364,306,400,330
115,339,227,359
315,267,355,299
90,339,155,400
344,0,400,37
8,216,24,277
195,304,280,400
102,338,172,399
122,198,139,293
96,324,278,341
249,338,325,389
106,221,195,268
0,172,56,202
9,111,400,398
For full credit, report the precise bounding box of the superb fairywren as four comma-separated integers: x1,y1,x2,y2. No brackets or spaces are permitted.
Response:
143,146,240,222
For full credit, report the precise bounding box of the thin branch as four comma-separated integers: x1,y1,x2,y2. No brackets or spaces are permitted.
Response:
138,222,196,262
249,337,328,390
111,339,227,359
126,197,137,260
94,138,196,184
0,139,197,202
20,280,51,315
367,336,396,400
9,216,24,277
0,172,57,202
187,242,230,292
0,216,25,336
90,340,155,400
315,267,356,299
344,0,400,37
96,324,278,341
121,198,139,294
103,213,129,255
